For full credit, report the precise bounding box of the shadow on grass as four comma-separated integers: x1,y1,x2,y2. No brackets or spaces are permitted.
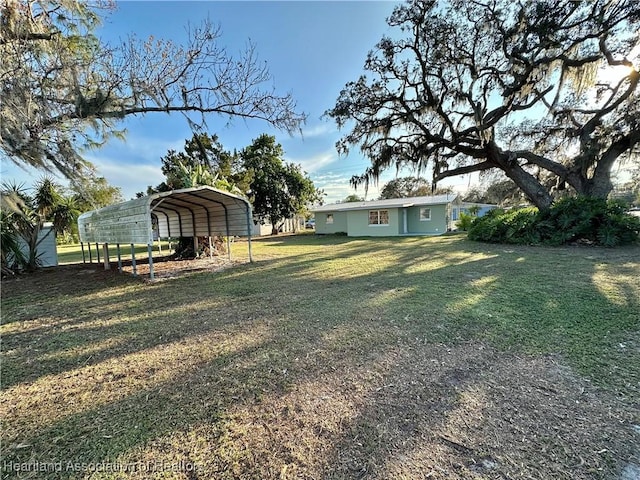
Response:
0,238,393,388
3,236,638,391
1,235,638,478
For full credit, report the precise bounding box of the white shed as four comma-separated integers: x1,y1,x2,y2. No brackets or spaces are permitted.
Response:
36,225,58,267
15,224,58,268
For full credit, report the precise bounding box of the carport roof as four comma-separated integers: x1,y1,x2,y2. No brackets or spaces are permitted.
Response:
78,186,253,245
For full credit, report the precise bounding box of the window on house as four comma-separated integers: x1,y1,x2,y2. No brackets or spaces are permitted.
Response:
326,214,334,224
420,207,431,221
369,209,389,225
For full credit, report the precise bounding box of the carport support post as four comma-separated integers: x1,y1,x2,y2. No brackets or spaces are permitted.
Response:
131,243,137,276
96,243,100,264
102,243,110,270
81,242,86,263
224,211,231,261
245,204,253,263
208,236,213,259
88,243,92,263
147,243,154,280
116,244,122,272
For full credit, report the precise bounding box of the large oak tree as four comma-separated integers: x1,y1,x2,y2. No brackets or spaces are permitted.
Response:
1,0,305,179
326,0,640,209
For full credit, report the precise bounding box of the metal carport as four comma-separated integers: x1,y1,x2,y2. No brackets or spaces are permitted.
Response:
77,186,253,279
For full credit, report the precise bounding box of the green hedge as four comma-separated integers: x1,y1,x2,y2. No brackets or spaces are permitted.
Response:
468,197,640,246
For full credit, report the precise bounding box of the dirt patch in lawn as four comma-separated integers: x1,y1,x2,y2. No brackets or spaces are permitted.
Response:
34,255,245,281
198,341,638,480
118,255,242,281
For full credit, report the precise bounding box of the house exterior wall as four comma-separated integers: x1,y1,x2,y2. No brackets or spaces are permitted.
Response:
452,204,496,220
311,196,464,237
346,208,400,237
476,206,494,217
406,204,449,234
315,205,450,236
315,211,348,234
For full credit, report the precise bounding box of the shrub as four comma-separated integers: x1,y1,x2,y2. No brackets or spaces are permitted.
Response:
457,212,474,231
467,208,504,242
468,207,539,244
468,197,640,246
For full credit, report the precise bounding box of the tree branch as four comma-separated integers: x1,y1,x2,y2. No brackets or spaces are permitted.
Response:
0,31,59,45
434,160,495,182
599,129,640,171
511,150,569,178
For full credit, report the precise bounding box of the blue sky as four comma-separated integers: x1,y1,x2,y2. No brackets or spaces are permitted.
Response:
1,1,481,202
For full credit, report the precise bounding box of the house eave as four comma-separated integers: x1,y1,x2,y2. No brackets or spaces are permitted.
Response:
311,194,460,213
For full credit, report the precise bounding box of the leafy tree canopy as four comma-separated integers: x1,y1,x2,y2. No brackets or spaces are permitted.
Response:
342,194,365,203
140,133,320,237
70,171,123,211
1,0,305,180
378,176,453,199
140,133,248,195
327,0,640,209
241,134,321,234
161,134,235,185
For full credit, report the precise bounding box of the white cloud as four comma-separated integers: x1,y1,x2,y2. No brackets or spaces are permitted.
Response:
0,146,179,207
300,123,336,138
0,159,74,195
107,135,186,163
287,150,338,173
86,155,165,200
312,171,382,204
311,173,351,190
312,171,351,182
316,183,357,204
75,132,190,199
317,182,382,204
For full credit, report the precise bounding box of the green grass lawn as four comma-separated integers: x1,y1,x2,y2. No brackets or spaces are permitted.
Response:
57,241,173,265
2,234,639,479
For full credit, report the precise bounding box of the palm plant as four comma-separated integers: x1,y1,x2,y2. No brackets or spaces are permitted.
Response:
0,178,78,273
0,182,44,273
33,177,63,220
51,195,81,242
1,209,26,276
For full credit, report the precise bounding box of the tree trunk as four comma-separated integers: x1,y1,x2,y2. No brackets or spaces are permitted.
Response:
585,170,614,200
507,170,554,209
174,236,196,258
270,217,279,235
492,145,554,209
